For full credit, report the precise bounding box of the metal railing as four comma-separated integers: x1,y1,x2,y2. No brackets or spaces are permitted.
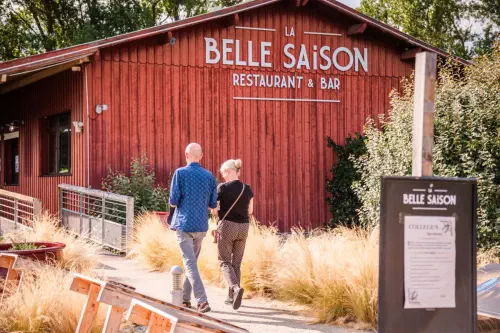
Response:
0,190,42,235
58,184,134,253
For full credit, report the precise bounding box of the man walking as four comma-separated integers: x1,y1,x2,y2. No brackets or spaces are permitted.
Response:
169,143,217,313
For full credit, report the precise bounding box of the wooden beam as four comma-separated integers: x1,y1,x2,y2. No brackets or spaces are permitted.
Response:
401,47,423,60
0,74,7,84
70,273,106,295
412,52,437,177
103,306,125,333
75,283,102,333
222,13,239,27
126,299,178,332
0,254,17,299
69,274,249,333
0,57,88,95
72,66,81,72
347,23,367,36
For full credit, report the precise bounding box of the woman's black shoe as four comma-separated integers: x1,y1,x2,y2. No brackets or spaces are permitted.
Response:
232,287,244,310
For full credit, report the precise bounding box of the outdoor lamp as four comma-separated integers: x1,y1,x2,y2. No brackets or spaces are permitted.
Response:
73,121,84,133
6,120,24,132
170,265,183,306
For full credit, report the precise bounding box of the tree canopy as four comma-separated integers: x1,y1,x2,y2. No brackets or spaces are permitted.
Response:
359,0,499,59
0,0,498,61
0,0,233,60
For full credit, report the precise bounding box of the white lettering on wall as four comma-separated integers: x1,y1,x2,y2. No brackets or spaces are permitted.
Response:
261,42,272,68
285,27,295,37
354,48,368,72
332,47,353,72
283,44,296,69
204,37,369,73
319,46,331,70
247,41,260,67
205,37,220,64
235,40,246,66
222,39,234,65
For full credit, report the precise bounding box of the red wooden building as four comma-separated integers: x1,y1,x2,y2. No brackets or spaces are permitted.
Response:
0,0,467,230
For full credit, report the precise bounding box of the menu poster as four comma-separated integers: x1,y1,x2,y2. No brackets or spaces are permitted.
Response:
404,215,456,309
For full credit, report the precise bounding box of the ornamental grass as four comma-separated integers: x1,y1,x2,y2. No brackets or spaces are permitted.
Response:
0,214,105,333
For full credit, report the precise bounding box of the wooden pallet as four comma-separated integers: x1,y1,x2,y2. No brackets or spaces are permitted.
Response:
70,273,249,333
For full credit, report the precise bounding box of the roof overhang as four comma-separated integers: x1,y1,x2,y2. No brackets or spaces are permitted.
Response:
0,54,92,95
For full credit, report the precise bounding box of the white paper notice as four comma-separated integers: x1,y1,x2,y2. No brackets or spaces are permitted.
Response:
404,215,456,309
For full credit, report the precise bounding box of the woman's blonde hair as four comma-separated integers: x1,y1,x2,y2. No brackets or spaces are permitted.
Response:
220,159,242,173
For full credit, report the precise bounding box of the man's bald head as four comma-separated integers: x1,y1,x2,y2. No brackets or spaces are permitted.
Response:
185,143,203,163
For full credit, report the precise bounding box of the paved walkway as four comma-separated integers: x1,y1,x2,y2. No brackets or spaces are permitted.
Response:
96,251,361,333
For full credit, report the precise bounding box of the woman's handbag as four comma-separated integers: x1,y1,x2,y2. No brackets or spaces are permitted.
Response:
212,183,246,244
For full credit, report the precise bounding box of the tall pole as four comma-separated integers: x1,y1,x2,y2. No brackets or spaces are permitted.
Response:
412,52,437,177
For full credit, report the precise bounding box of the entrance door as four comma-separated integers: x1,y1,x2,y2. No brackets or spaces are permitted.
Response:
4,134,19,186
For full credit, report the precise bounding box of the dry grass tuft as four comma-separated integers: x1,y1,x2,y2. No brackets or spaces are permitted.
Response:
5,213,100,272
128,212,183,271
272,227,378,326
130,213,500,329
130,213,379,327
0,265,106,333
240,218,280,295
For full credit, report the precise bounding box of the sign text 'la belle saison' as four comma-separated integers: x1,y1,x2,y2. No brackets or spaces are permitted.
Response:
203,27,369,95
204,37,368,72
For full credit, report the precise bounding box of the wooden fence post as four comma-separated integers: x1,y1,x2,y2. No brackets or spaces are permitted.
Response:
412,51,437,177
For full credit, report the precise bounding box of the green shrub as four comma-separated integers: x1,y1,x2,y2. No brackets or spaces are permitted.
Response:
326,134,367,228
102,155,170,214
353,47,500,246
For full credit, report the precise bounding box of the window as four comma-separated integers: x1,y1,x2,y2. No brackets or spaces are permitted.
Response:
4,137,19,185
42,113,71,175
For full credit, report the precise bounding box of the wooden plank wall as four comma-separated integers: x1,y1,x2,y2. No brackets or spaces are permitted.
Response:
86,2,413,230
0,71,86,214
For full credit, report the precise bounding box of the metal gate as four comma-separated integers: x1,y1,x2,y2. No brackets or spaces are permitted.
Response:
58,184,134,253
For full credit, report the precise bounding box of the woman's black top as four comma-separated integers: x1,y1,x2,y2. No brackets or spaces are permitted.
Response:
217,180,253,223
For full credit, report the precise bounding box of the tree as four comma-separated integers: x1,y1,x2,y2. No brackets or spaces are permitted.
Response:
0,0,243,61
359,0,499,59
353,47,500,247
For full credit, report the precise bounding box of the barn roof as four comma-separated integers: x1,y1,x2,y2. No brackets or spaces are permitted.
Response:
0,0,469,93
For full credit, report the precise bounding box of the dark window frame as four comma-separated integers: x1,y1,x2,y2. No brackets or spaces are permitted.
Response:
42,112,71,176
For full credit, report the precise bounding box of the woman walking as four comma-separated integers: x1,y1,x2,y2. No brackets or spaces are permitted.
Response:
215,159,253,310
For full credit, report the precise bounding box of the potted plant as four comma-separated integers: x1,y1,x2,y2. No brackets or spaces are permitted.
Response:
0,235,66,263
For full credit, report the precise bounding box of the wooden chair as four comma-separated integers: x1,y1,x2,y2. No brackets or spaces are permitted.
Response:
0,253,24,299
70,273,249,333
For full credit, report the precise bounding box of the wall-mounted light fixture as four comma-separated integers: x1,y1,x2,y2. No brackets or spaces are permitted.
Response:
73,121,84,133
5,120,24,132
95,104,108,115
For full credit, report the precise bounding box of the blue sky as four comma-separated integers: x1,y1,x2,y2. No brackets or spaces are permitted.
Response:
338,0,361,8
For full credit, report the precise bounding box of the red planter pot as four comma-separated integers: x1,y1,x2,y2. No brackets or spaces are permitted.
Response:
154,211,170,226
0,242,66,280
0,242,66,263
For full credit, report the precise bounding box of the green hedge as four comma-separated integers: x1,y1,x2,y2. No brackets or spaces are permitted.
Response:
351,47,500,247
326,134,366,228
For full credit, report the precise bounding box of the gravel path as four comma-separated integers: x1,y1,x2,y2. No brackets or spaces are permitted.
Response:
96,251,361,333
